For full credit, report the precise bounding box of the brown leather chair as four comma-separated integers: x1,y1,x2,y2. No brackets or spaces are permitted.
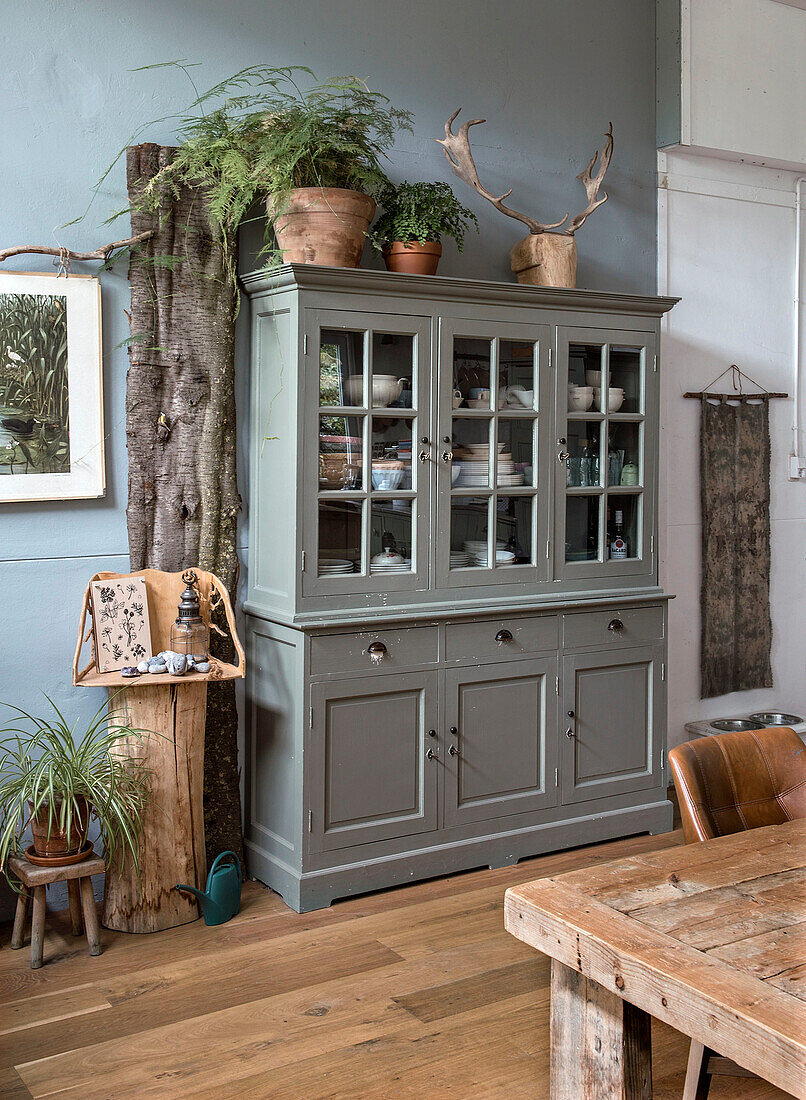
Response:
668,726,806,1098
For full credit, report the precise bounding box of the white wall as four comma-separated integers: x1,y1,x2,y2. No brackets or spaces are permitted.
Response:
677,0,806,167
658,148,806,744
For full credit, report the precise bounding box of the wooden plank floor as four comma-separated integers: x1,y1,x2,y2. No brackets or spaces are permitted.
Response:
0,830,794,1099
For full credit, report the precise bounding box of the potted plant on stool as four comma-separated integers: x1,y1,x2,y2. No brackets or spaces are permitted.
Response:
0,696,151,876
371,180,479,275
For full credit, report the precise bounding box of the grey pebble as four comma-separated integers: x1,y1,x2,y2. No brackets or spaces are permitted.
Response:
148,662,167,675
121,666,141,678
147,656,166,668
167,653,187,676
194,661,211,674
137,660,150,674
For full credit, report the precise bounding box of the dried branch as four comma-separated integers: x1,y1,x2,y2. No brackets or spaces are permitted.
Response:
568,124,614,234
436,109,568,235
0,230,154,266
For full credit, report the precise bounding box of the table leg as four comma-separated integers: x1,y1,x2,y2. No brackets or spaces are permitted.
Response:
550,959,652,1099
67,879,83,935
79,877,101,956
30,886,46,969
10,890,29,949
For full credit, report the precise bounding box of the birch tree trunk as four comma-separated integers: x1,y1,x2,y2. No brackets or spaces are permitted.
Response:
125,142,243,865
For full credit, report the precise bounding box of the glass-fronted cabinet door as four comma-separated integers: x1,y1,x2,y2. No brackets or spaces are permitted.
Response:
435,319,552,589
554,327,656,582
303,310,431,596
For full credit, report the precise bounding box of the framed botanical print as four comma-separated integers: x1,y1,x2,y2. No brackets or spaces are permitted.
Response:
0,271,105,501
90,576,153,673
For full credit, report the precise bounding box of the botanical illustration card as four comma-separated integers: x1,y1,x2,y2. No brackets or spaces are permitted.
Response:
90,577,152,673
0,272,105,502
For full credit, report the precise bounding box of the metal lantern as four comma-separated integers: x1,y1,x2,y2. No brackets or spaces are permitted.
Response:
170,570,209,660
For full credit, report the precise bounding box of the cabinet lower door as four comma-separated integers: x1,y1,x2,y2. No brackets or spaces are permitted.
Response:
444,659,559,828
309,674,439,852
561,646,664,804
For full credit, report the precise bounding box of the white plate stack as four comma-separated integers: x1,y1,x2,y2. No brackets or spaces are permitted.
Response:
463,539,513,567
450,550,471,568
454,444,524,487
319,558,354,576
473,548,517,567
370,558,412,575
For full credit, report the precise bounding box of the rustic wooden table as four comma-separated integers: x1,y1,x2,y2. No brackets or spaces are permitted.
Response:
505,818,806,1099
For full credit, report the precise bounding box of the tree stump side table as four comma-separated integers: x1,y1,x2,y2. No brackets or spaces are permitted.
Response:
9,852,105,968
72,568,245,934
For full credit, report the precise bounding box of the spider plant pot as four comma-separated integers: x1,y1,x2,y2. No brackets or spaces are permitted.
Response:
269,188,376,268
29,797,89,859
383,241,442,276
509,232,577,289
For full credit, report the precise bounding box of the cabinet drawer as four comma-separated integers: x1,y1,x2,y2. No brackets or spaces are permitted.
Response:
310,626,439,676
562,606,664,650
445,615,558,663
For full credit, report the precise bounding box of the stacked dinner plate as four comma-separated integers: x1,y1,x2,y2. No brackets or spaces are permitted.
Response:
455,444,524,487
463,539,511,567
370,558,412,575
472,548,517,567
319,558,354,576
450,550,471,569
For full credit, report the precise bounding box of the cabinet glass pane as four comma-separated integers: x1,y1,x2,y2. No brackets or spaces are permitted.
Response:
452,417,493,487
607,422,641,487
498,419,534,487
320,330,365,407
607,495,641,560
319,415,364,490
608,345,643,414
451,497,491,568
318,500,362,575
566,421,601,488
370,500,412,573
371,333,414,409
566,495,601,562
499,339,536,408
496,496,533,565
453,337,493,409
568,343,604,411
371,416,412,490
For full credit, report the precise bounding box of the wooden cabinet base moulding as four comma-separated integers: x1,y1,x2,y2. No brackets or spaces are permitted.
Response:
73,569,245,933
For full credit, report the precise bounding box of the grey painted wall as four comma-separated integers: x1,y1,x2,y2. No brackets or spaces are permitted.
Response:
0,0,657,911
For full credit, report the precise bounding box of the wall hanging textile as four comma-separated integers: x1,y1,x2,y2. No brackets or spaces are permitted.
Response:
699,392,772,698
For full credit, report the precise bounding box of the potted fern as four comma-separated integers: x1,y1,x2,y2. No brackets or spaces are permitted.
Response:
130,66,413,272
0,697,151,877
371,181,479,275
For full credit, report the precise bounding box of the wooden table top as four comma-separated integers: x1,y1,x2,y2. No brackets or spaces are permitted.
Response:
505,818,806,1099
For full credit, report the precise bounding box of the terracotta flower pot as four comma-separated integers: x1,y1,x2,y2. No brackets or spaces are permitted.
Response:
269,188,376,268
29,797,89,858
383,241,442,276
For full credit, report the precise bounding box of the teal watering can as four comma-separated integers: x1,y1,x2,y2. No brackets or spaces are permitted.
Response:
176,851,242,926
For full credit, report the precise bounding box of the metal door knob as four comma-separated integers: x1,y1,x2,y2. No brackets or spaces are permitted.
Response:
567,710,575,718
427,729,437,738
495,629,513,644
450,726,458,736
565,727,575,739
608,618,624,633
448,744,459,757
420,436,430,444
367,641,387,656
426,747,438,760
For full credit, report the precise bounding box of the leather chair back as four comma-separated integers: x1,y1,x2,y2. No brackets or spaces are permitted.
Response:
668,727,806,844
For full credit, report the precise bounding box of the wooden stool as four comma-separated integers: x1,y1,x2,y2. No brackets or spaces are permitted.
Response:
8,852,105,969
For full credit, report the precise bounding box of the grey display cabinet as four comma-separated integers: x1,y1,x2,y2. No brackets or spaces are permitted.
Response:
242,264,677,912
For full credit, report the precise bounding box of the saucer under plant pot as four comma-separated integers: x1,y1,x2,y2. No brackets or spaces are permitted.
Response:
383,241,442,275
371,181,478,276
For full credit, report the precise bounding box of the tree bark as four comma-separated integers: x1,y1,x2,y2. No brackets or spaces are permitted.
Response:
126,143,243,865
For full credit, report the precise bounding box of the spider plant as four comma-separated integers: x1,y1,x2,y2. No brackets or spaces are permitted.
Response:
0,695,153,882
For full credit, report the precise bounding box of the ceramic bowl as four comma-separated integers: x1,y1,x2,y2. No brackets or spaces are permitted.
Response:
585,369,603,386
514,388,534,408
371,468,404,490
343,375,402,407
593,387,626,412
451,463,462,485
467,398,488,409
568,385,594,412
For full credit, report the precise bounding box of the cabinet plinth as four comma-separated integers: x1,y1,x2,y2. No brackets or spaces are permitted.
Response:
244,266,677,912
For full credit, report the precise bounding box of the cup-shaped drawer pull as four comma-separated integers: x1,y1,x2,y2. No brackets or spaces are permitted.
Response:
608,618,624,633
495,629,513,644
367,641,388,663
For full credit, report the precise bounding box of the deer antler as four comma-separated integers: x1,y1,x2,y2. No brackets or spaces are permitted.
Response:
436,109,568,235
568,123,614,234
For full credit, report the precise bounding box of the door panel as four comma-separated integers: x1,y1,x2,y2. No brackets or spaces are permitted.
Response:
309,673,438,852
303,309,432,597
444,658,559,827
562,646,664,804
554,326,656,584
